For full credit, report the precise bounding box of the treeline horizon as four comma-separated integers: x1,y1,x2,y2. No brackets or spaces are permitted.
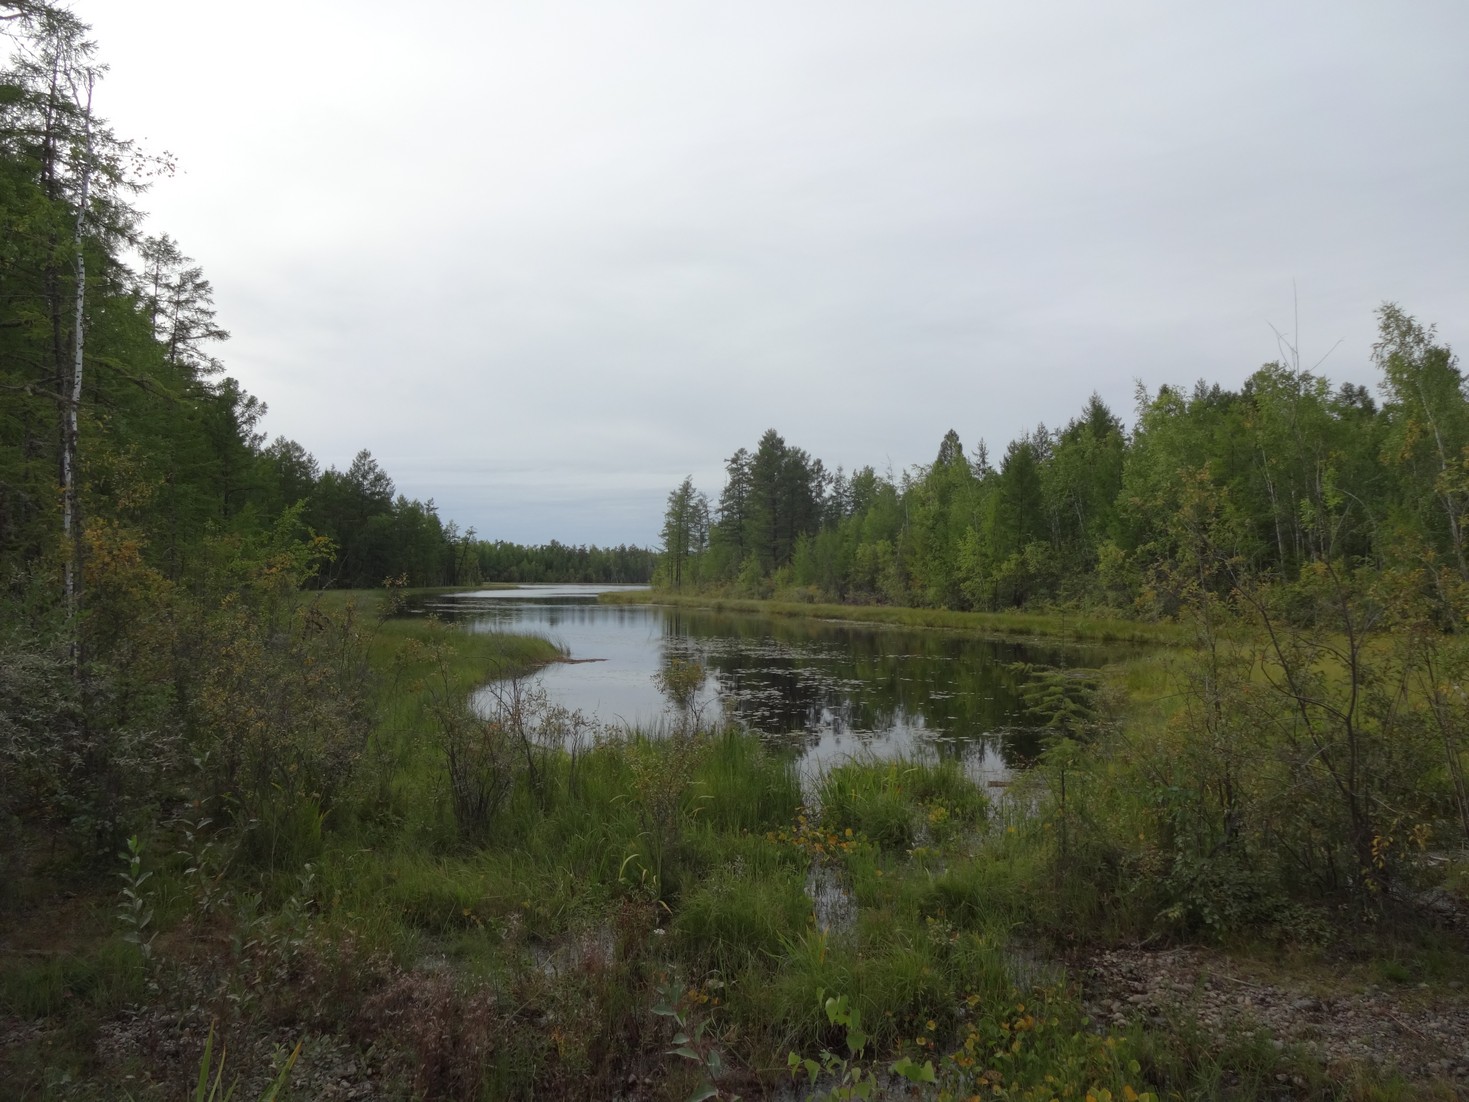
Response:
660,303,1464,614
0,6,651,595
206,438,656,588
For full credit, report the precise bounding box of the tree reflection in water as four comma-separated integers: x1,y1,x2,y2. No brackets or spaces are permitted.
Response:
417,587,1127,784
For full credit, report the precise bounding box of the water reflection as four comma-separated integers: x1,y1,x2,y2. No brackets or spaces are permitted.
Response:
416,586,1121,783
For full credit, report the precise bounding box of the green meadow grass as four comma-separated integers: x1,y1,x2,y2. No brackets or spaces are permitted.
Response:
7,590,1462,1101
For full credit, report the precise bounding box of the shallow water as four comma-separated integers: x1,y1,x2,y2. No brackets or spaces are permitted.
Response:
416,585,1120,783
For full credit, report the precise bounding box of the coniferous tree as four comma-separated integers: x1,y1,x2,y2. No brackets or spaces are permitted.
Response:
745,429,825,573
138,232,228,377
659,475,707,590
711,446,753,578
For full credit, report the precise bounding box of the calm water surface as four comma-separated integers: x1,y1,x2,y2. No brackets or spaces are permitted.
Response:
417,585,1119,783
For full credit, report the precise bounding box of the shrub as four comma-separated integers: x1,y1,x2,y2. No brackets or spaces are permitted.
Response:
194,596,373,868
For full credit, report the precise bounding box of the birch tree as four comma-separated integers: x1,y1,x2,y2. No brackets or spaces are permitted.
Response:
1375,304,1469,583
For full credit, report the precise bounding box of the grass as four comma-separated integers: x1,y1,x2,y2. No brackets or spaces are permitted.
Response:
6,588,1468,1100
0,938,145,1018
673,858,810,965
7,725,1460,1101
813,757,989,854
691,727,804,834
603,588,1192,645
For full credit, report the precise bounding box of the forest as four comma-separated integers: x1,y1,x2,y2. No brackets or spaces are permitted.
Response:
4,4,1469,1100
0,4,650,597
659,310,1461,618
653,310,1469,944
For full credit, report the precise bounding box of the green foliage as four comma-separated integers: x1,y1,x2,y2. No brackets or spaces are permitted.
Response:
654,655,709,730
659,476,710,591
690,728,802,834
818,763,918,851
370,853,494,933
937,987,1159,1102
673,857,809,963
115,834,155,963
192,592,372,869
655,307,1469,638
432,690,519,841
1024,533,1469,944
653,981,740,1102
1011,662,1106,740
787,992,879,1101
473,538,656,584
624,729,712,894
817,758,986,853
0,615,83,846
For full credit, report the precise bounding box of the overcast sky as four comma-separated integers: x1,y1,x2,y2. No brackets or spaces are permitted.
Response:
64,1,1469,546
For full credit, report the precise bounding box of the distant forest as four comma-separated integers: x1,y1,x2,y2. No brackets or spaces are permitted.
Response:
0,9,651,592
660,304,1464,614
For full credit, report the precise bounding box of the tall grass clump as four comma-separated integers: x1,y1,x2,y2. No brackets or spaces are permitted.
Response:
923,856,1034,933
691,728,802,834
673,857,811,965
817,762,921,850
816,758,987,851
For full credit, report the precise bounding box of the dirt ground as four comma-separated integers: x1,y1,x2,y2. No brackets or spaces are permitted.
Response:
1082,944,1469,1089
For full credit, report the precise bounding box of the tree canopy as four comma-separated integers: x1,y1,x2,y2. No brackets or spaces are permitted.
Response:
662,306,1463,616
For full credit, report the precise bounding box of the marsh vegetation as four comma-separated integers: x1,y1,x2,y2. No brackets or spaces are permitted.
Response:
2,5,1468,1097
5,578,1469,1100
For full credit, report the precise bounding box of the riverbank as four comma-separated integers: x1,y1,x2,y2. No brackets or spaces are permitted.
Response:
3,591,1466,1100
605,588,1192,646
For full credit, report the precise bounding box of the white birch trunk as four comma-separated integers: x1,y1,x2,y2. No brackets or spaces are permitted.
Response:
62,75,94,647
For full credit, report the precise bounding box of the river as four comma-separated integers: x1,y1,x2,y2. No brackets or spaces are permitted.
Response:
416,584,1119,784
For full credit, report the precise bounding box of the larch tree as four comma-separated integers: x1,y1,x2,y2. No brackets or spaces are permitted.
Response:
660,475,707,590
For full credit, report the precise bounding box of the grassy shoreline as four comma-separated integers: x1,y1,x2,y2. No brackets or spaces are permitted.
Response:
4,588,1466,1100
603,588,1192,646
